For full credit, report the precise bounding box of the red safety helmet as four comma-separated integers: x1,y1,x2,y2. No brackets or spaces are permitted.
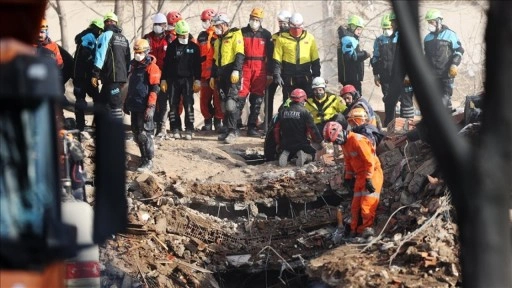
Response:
289,88,307,103
323,121,347,145
166,11,182,25
201,8,216,21
341,84,356,95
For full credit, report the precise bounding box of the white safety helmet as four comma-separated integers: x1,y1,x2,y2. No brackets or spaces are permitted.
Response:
212,12,231,26
289,12,304,27
277,10,292,22
312,77,327,89
152,13,167,24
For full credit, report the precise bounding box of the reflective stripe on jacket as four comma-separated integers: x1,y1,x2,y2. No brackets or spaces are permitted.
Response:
305,92,347,125
197,27,217,79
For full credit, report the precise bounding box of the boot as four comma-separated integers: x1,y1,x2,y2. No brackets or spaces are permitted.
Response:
137,158,153,172
155,124,167,139
171,129,181,139
224,130,239,144
247,126,260,137
218,131,229,141
201,118,213,131
214,118,223,132
278,150,290,167
183,130,193,140
296,150,313,167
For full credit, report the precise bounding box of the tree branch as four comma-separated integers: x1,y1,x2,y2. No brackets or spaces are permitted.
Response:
79,0,103,17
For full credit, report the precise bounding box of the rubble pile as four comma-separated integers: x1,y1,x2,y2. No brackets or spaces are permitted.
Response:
92,117,469,287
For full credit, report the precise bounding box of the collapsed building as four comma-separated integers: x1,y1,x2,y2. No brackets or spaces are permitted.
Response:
89,95,488,288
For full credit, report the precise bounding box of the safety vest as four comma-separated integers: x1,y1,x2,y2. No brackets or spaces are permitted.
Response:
305,92,347,125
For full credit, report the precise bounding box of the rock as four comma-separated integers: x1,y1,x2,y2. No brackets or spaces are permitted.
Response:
408,158,437,194
400,190,415,205
136,173,162,198
155,216,167,234
380,270,389,279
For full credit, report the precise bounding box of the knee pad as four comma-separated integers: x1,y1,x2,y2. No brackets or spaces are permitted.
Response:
225,98,237,113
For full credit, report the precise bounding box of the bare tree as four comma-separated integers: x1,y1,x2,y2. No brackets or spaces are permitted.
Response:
114,0,126,27
48,0,69,51
142,0,152,37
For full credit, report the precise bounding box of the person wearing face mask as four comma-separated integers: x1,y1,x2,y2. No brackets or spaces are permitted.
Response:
36,19,63,69
124,39,161,171
265,10,292,131
162,20,201,140
143,13,171,138
197,8,224,132
337,15,371,95
238,8,273,137
210,12,245,144
72,19,104,131
273,12,320,102
91,12,131,121
423,9,464,112
305,77,347,133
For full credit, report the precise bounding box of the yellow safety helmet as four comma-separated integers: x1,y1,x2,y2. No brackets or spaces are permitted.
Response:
103,11,119,23
250,8,264,19
133,39,150,53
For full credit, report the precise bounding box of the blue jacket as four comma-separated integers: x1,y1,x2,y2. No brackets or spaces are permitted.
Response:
424,25,464,78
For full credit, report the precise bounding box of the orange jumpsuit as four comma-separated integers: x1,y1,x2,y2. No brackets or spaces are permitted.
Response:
342,131,383,234
197,26,223,121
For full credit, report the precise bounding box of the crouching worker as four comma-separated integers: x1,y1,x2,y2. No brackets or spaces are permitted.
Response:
124,39,161,171
323,121,383,238
274,88,324,167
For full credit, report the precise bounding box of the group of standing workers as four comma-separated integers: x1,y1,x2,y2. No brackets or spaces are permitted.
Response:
42,6,463,238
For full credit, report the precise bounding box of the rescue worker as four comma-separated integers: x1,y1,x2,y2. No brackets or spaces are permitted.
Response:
274,89,323,167
197,8,224,132
72,19,104,131
424,9,464,111
337,15,370,94
37,18,63,69
266,10,292,129
273,12,320,102
374,12,415,126
166,11,182,42
341,84,378,128
323,121,383,238
347,107,384,148
123,39,161,171
210,12,245,144
161,20,201,140
92,12,131,121
144,13,171,138
305,76,347,133
239,8,273,136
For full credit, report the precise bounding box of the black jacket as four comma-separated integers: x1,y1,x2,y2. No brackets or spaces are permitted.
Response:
274,102,322,151
337,26,368,84
93,24,130,83
162,39,201,80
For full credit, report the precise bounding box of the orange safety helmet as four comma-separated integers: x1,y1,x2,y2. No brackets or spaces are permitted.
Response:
166,11,182,25
323,121,347,145
347,107,369,126
289,88,307,103
201,8,216,21
250,8,264,19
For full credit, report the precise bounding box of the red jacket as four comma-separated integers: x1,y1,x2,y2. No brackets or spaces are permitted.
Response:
240,25,273,74
197,27,217,79
143,31,172,70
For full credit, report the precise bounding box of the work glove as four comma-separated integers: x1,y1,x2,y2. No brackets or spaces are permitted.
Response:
343,178,355,192
193,80,201,93
160,80,168,93
403,75,410,86
209,78,216,90
266,75,273,86
144,105,155,122
374,75,381,87
365,178,376,193
273,74,284,86
230,70,240,83
449,64,458,78
91,76,99,88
